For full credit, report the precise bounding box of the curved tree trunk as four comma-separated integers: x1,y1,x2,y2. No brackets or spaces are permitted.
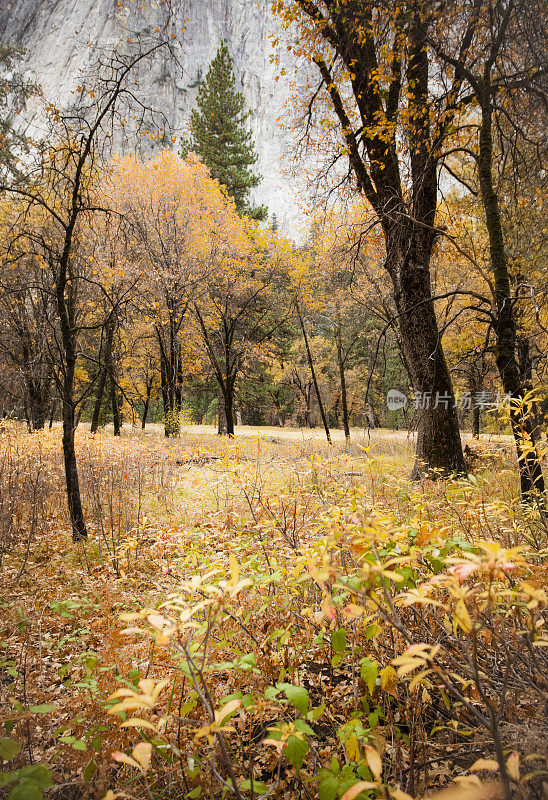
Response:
478,91,545,500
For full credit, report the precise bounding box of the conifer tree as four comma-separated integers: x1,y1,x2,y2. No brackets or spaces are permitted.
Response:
181,42,267,220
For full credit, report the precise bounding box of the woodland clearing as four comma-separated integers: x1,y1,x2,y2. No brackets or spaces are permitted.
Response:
0,423,545,800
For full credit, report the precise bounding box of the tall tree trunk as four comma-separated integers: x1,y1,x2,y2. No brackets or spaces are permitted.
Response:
158,316,181,437
106,325,121,436
62,394,86,542
27,379,48,431
335,304,350,444
90,366,108,434
383,234,465,478
518,336,540,445
308,6,465,476
224,380,235,437
217,380,235,436
56,244,87,541
141,375,153,429
305,388,314,428
399,16,464,479
218,387,228,435
296,301,332,444
91,320,114,434
472,403,480,440
110,377,121,436
49,398,56,429
20,332,49,430
192,302,236,438
468,371,481,439
160,354,169,436
478,89,545,500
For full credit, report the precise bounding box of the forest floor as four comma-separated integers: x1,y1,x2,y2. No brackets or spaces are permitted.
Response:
0,424,545,800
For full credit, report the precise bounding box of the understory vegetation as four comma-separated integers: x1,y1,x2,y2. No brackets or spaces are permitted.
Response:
1,422,546,800
1,0,547,797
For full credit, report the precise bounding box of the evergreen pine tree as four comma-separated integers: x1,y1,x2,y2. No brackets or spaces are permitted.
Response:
180,42,267,220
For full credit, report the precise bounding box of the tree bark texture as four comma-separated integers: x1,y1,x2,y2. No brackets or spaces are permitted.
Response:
301,2,465,476
478,89,545,498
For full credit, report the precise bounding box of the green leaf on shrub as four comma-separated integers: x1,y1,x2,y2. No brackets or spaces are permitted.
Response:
7,764,52,800
318,774,338,800
28,704,57,715
0,738,21,761
238,653,257,670
83,758,97,782
240,779,268,794
71,740,87,751
359,658,378,695
331,628,347,654
9,784,42,800
365,624,381,640
294,719,315,736
285,735,308,773
280,683,309,714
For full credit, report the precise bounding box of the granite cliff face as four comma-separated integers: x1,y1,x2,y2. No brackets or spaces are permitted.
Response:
0,0,297,223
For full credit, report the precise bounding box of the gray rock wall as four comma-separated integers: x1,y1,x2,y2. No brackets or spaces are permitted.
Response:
0,0,298,225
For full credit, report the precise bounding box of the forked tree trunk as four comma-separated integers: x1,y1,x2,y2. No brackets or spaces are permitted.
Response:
308,6,465,477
